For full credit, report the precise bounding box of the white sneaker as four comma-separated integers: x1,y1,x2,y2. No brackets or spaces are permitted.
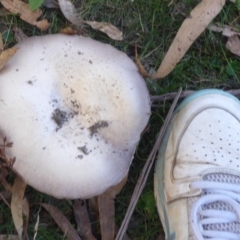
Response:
154,89,240,240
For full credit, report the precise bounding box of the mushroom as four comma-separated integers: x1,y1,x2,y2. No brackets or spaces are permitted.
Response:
0,34,150,199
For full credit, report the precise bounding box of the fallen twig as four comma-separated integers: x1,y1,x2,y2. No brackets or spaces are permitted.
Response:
150,89,240,103
116,88,183,240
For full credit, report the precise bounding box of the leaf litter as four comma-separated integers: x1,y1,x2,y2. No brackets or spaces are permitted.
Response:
226,35,240,57
0,48,18,71
73,200,96,240
208,23,240,57
58,0,123,40
0,0,238,239
40,203,81,240
209,24,240,37
0,138,28,240
0,0,50,31
97,175,128,240
11,176,27,240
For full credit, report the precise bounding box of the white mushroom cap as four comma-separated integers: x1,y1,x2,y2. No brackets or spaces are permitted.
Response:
0,34,150,199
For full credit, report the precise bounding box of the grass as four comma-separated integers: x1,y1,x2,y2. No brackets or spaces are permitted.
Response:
0,0,240,239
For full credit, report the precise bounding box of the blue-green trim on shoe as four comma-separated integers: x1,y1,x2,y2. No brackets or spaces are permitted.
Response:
176,89,240,113
155,111,176,239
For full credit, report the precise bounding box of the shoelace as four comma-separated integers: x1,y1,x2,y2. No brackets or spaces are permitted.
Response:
190,181,240,240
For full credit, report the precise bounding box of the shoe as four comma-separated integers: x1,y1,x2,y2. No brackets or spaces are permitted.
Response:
154,89,240,240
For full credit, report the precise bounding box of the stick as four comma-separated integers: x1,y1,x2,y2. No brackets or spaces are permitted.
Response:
115,88,183,240
150,89,240,103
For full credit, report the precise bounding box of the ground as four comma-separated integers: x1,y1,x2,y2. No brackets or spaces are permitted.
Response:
0,0,240,239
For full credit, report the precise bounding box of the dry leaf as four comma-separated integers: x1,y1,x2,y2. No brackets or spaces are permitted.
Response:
135,47,152,78
11,176,27,239
98,176,127,240
58,0,83,25
58,0,123,40
209,24,240,37
0,0,50,31
155,0,225,78
155,0,226,78
40,203,81,240
59,26,78,35
73,200,96,240
85,21,123,41
0,48,17,71
98,195,115,240
138,0,225,79
59,26,89,37
226,35,240,57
